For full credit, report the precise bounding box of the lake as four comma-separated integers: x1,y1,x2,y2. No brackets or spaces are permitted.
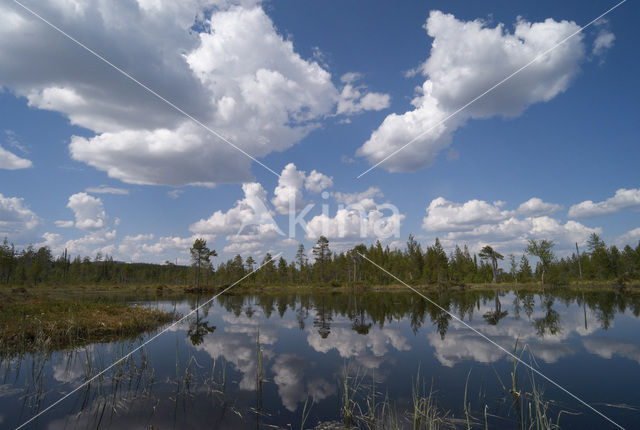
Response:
2,288,640,429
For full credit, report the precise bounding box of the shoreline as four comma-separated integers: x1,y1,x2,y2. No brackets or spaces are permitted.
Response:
3,279,639,297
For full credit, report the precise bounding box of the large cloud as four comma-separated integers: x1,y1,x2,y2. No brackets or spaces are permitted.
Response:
422,196,599,254
568,188,640,218
357,11,600,172
1,1,387,186
422,196,563,233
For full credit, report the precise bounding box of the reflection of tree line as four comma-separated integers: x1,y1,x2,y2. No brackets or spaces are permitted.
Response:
208,290,640,343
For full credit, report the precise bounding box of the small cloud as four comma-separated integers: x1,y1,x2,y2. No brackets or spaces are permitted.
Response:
1,129,31,169
67,192,108,231
312,46,329,69
568,188,640,219
515,197,562,217
0,145,32,170
278,238,299,247
305,170,333,194
167,189,183,199
403,66,422,78
616,227,640,246
86,185,129,195
341,154,355,164
446,148,459,161
55,220,74,228
336,73,391,116
4,130,28,154
58,165,84,171
591,19,615,62
592,30,615,57
340,72,362,84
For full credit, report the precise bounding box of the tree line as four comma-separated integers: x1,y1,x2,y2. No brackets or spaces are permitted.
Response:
2,232,639,288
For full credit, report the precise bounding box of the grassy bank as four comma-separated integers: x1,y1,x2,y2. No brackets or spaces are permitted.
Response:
6,278,640,297
0,288,176,355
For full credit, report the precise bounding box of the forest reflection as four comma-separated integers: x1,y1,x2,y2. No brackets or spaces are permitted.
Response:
197,289,639,343
5,288,640,430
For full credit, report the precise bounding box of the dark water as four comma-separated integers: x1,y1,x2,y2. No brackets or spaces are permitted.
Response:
2,289,640,429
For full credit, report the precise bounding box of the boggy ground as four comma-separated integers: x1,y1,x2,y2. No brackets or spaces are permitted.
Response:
0,287,175,355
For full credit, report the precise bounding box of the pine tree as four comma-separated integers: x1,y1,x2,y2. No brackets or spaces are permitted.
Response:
508,254,518,284
277,256,288,284
519,255,532,282
312,236,331,283
190,238,217,289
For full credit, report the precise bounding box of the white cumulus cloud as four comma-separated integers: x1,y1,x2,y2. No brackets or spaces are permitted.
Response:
568,188,640,218
271,163,334,214
515,197,562,217
305,170,333,193
0,193,40,237
0,1,388,187
592,23,615,57
336,73,390,115
357,10,589,172
0,145,32,169
190,182,276,236
67,192,108,231
272,163,307,215
423,197,507,232
616,227,640,246
422,196,600,254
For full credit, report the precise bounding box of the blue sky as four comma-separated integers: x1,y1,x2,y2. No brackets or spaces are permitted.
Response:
1,0,639,264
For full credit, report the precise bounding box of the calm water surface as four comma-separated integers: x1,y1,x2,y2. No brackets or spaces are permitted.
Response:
2,289,640,429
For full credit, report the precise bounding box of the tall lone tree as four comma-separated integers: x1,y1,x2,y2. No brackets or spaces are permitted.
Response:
508,254,518,285
190,238,217,289
526,239,555,285
479,245,504,283
312,236,331,283
295,244,308,283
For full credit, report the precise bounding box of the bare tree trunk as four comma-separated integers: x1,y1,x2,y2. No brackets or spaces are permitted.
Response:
575,242,583,279
353,258,356,282
196,260,200,289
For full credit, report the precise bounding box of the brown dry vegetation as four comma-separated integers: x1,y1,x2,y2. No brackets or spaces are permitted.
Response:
0,288,175,355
